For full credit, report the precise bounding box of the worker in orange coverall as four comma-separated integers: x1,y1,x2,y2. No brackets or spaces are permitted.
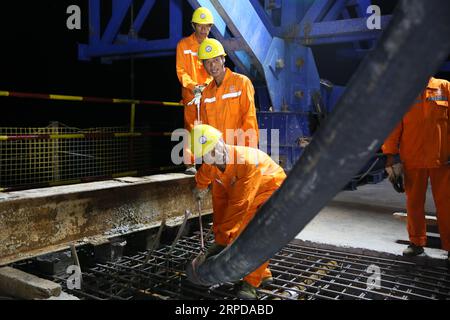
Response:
382,77,450,261
197,38,259,149
190,124,286,299
176,7,214,175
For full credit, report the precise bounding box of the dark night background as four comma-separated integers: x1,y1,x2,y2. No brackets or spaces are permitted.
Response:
0,0,194,129
0,0,447,128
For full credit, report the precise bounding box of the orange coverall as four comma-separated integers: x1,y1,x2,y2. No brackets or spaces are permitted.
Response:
382,77,450,251
199,67,259,148
196,145,287,287
176,33,212,163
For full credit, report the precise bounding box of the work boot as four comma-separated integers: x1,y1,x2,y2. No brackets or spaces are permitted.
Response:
184,165,197,175
402,244,424,257
237,281,258,300
260,276,274,288
204,243,225,259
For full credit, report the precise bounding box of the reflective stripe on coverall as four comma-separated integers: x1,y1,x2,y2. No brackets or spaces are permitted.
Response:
382,77,450,250
200,68,259,149
195,145,287,287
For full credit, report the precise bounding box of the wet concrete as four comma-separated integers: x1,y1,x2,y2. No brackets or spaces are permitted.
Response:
296,180,447,260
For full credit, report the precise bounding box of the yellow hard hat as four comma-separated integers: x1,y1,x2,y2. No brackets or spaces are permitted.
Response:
190,124,222,158
192,7,214,25
198,38,227,60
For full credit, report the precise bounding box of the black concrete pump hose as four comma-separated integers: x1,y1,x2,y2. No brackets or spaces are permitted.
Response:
186,0,450,286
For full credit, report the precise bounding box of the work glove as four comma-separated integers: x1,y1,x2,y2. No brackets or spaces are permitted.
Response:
186,242,226,285
204,243,226,259
385,162,405,193
193,187,209,201
186,253,207,286
193,85,205,95
187,85,205,107
187,92,202,107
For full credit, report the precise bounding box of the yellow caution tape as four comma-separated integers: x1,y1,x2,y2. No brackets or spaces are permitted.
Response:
49,95,83,101
163,102,183,106
49,134,86,139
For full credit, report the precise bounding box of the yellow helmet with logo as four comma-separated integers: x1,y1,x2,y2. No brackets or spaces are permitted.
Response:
198,38,227,60
190,124,222,158
192,7,214,25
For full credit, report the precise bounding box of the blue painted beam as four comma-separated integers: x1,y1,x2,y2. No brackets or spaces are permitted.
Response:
279,0,313,28
249,0,276,35
210,0,273,76
88,0,101,43
340,1,373,50
354,0,372,17
265,0,282,10
186,0,254,76
79,0,183,61
133,0,156,34
101,0,133,44
299,0,335,24
169,0,183,39
323,0,349,21
300,15,392,45
81,39,179,57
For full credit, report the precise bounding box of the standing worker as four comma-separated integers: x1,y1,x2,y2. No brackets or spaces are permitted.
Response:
176,7,214,175
382,77,450,262
197,38,259,148
190,124,286,299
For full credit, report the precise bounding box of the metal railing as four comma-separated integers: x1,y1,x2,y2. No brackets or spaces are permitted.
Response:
0,90,184,190
0,125,181,190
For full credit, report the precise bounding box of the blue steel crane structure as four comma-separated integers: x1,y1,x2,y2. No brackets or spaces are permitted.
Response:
78,1,445,185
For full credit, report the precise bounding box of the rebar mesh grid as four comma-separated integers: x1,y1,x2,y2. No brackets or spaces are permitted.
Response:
0,125,170,189
52,230,450,300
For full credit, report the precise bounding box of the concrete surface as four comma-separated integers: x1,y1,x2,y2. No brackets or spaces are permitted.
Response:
296,180,447,260
46,292,80,300
334,180,436,213
0,266,61,299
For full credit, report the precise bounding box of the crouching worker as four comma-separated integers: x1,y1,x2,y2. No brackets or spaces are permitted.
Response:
189,124,286,299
